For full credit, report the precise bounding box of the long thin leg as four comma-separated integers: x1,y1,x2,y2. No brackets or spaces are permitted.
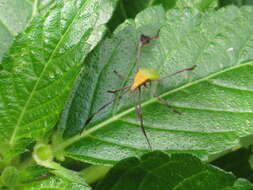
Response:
136,31,160,72
107,85,130,93
84,87,130,126
147,81,181,114
159,65,196,80
108,70,133,93
157,96,181,115
136,42,142,72
134,87,152,150
113,70,132,80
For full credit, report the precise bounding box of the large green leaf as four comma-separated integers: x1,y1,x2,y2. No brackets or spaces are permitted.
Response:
0,0,117,161
20,176,90,190
95,152,253,190
19,165,50,183
0,0,33,61
55,5,253,165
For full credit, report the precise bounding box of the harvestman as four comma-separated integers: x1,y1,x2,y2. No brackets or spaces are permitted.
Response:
84,32,196,149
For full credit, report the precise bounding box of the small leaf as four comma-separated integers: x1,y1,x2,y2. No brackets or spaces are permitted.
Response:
19,165,50,183
231,179,253,190
20,176,90,190
56,5,253,165
52,167,88,187
32,153,89,186
95,152,253,190
0,0,118,161
1,166,19,188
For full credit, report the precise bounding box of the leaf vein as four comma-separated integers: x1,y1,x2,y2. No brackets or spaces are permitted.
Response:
120,119,235,135
172,170,209,190
208,79,253,93
164,103,253,114
88,134,149,151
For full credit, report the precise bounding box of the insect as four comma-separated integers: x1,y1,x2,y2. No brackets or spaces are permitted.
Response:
84,32,196,150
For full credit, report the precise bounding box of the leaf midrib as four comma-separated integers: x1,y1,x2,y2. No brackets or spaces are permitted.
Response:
137,160,206,190
56,59,253,152
9,0,90,146
173,170,210,190
136,160,184,190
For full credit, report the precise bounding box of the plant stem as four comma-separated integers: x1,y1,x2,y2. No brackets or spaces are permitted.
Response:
80,165,111,184
32,0,38,17
148,0,155,7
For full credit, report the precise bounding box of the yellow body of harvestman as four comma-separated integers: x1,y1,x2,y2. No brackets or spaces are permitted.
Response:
130,68,160,91
84,33,196,150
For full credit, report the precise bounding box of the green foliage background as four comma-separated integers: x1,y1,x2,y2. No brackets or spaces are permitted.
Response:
1,0,253,189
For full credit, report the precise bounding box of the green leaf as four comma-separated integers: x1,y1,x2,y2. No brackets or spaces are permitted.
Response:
95,152,253,190
212,149,253,180
52,166,89,186
0,0,33,61
56,5,253,165
176,0,218,10
19,165,50,183
0,0,117,161
1,166,20,187
18,164,89,188
108,0,176,31
20,176,90,190
231,179,253,190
